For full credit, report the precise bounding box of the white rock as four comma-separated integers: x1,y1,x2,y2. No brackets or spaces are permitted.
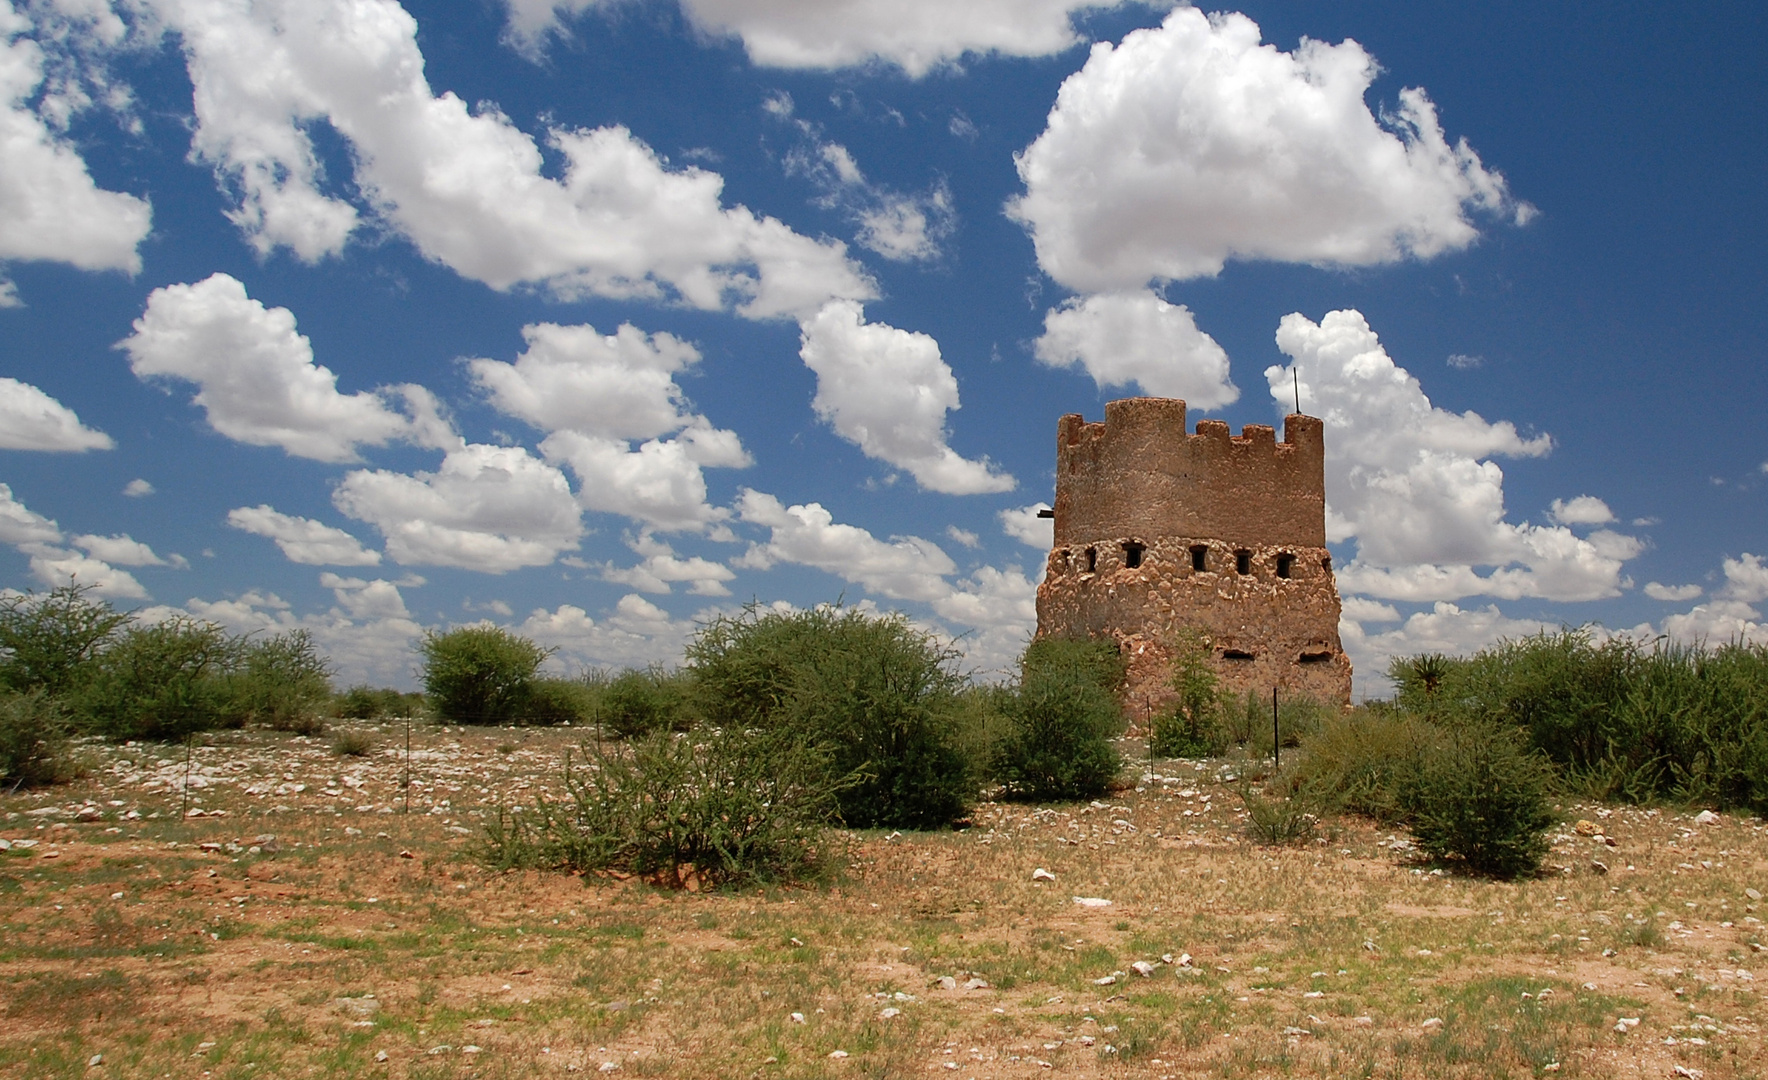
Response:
598,1063,619,1073
87,1054,103,1067
374,1051,388,1062
1176,953,1193,967
962,977,989,990
790,1012,806,1024
1130,961,1156,977
937,976,958,991
879,1008,900,1019
1694,810,1719,825
1072,896,1112,908
828,1050,848,1059
1032,868,1056,882
1093,973,1120,986
1421,1017,1444,1030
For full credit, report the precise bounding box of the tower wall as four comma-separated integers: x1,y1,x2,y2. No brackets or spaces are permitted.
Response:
1035,397,1352,712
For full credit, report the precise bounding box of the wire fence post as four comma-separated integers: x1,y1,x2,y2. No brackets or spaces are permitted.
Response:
181,734,193,819
403,713,412,814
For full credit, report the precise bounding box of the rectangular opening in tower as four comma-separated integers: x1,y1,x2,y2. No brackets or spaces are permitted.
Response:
1123,541,1144,569
1276,553,1295,579
1190,545,1207,571
1085,546,1097,573
1235,549,1251,575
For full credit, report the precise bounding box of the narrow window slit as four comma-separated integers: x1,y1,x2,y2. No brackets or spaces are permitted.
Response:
1235,549,1251,575
1298,651,1333,665
1222,649,1255,661
1190,545,1208,572
1276,553,1295,579
1085,546,1097,573
1123,541,1144,569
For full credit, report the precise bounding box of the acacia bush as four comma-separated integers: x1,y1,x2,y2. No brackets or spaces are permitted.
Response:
1289,707,1435,822
1407,721,1557,879
1150,630,1224,757
990,637,1124,802
419,625,551,726
0,585,132,698
479,727,840,887
687,604,972,829
0,690,78,787
525,676,597,726
598,667,692,738
1389,632,1768,812
223,631,333,734
333,685,424,720
73,618,243,740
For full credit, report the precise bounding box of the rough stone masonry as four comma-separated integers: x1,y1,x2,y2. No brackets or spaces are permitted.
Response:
1035,396,1352,712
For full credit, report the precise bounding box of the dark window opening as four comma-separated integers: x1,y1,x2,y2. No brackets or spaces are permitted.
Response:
1123,541,1145,569
1298,650,1333,664
1235,549,1251,575
1084,546,1097,573
1222,649,1255,661
1190,545,1208,572
1321,555,1332,571
1276,553,1295,579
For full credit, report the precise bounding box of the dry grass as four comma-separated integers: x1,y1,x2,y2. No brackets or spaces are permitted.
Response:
1,725,1765,1079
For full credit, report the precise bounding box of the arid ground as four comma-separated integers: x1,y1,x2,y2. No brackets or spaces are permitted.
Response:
2,723,1764,1079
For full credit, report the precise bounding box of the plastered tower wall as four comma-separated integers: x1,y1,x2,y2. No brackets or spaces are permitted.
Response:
1035,397,1352,709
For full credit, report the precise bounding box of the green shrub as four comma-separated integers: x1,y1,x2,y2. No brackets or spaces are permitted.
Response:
0,690,79,786
72,618,241,740
223,631,332,734
334,685,422,720
1406,721,1557,879
687,604,973,829
600,667,691,738
524,676,595,726
1289,706,1434,822
1238,782,1322,845
331,729,374,757
479,727,841,888
990,637,1123,802
418,625,551,725
0,584,132,697
1150,630,1224,757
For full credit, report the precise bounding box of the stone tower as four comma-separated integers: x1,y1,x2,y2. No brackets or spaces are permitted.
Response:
1035,397,1352,709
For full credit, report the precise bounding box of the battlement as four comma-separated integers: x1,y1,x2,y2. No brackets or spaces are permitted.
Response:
1051,397,1325,549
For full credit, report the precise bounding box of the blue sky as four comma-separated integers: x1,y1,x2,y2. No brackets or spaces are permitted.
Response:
1,0,1764,694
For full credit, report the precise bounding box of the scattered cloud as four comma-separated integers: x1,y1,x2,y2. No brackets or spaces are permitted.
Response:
22,543,146,599
0,376,112,451
318,572,416,620
470,321,749,532
1010,7,1528,293
600,533,735,596
945,526,980,549
0,481,60,546
505,0,1160,76
998,504,1052,549
122,478,154,498
1547,495,1615,526
163,591,423,687
71,533,181,568
227,505,383,566
1032,290,1237,407
1628,554,1768,649
1644,581,1702,602
120,274,453,463
1269,310,1639,603
157,0,872,318
1446,353,1483,369
769,96,954,262
735,488,956,602
518,593,706,673
799,300,1014,495
0,1,152,276
333,444,584,572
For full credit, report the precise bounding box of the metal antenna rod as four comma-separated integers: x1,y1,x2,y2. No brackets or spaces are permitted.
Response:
181,734,193,818
1292,369,1301,415
1272,686,1280,773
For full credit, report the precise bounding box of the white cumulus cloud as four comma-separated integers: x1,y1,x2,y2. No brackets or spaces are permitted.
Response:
120,274,452,463
600,532,734,596
517,593,706,673
22,543,146,598
1268,309,1638,603
227,505,382,567
506,0,1158,76
0,481,60,545
998,504,1052,549
318,571,415,620
71,532,180,567
799,300,1014,495
333,443,584,573
1548,495,1616,526
470,321,750,533
0,1,151,276
121,478,153,497
1009,7,1526,293
1032,290,1236,407
0,376,112,450
1644,582,1703,603
154,0,872,318
735,488,955,602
